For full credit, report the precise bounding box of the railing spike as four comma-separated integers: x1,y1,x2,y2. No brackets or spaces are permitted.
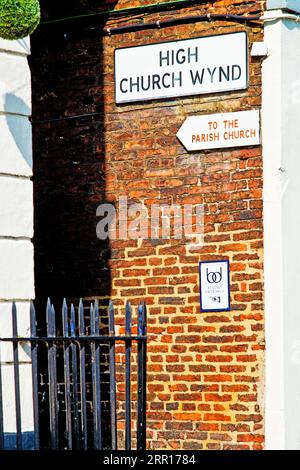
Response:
12,301,22,449
109,301,115,334
94,300,99,334
70,304,76,337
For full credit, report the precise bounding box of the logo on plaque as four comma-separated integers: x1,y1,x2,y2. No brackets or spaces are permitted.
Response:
199,260,230,312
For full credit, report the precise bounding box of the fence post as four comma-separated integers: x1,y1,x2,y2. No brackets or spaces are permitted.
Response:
12,302,22,450
90,301,102,449
30,302,40,450
109,301,117,450
79,299,88,450
47,299,59,449
125,301,132,450
137,302,147,450
62,299,72,449
70,303,80,449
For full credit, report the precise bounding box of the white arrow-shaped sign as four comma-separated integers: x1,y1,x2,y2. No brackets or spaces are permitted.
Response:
177,110,261,152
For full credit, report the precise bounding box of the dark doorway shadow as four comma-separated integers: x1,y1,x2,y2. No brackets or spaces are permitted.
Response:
30,0,120,449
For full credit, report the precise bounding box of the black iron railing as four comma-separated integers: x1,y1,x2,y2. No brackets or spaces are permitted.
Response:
0,299,147,450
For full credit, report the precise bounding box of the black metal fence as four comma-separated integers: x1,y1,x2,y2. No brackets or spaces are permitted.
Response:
0,299,147,450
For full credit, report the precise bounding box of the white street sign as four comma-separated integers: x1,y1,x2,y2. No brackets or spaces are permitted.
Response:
199,260,230,312
115,32,248,103
177,110,261,151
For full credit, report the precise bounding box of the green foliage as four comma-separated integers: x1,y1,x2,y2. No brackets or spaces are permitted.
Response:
0,0,40,40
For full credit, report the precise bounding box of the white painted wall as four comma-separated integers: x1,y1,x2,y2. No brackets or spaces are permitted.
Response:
0,36,34,448
263,6,300,450
267,0,300,13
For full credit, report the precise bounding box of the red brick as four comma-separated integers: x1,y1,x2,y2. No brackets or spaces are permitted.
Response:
204,413,231,422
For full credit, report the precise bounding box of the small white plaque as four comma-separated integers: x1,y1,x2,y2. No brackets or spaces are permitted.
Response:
199,260,230,312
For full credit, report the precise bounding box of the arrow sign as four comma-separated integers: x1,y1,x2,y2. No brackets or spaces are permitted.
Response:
211,296,221,303
177,110,261,152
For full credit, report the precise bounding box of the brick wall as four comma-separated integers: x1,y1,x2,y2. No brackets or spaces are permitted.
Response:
32,0,265,450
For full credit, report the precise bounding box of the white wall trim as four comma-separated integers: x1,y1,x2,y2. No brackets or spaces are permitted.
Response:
262,9,300,23
263,11,300,450
267,0,300,14
262,15,285,450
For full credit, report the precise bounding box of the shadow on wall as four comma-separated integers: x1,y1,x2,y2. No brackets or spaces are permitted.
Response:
4,92,30,117
30,1,120,450
30,6,119,307
4,93,32,170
